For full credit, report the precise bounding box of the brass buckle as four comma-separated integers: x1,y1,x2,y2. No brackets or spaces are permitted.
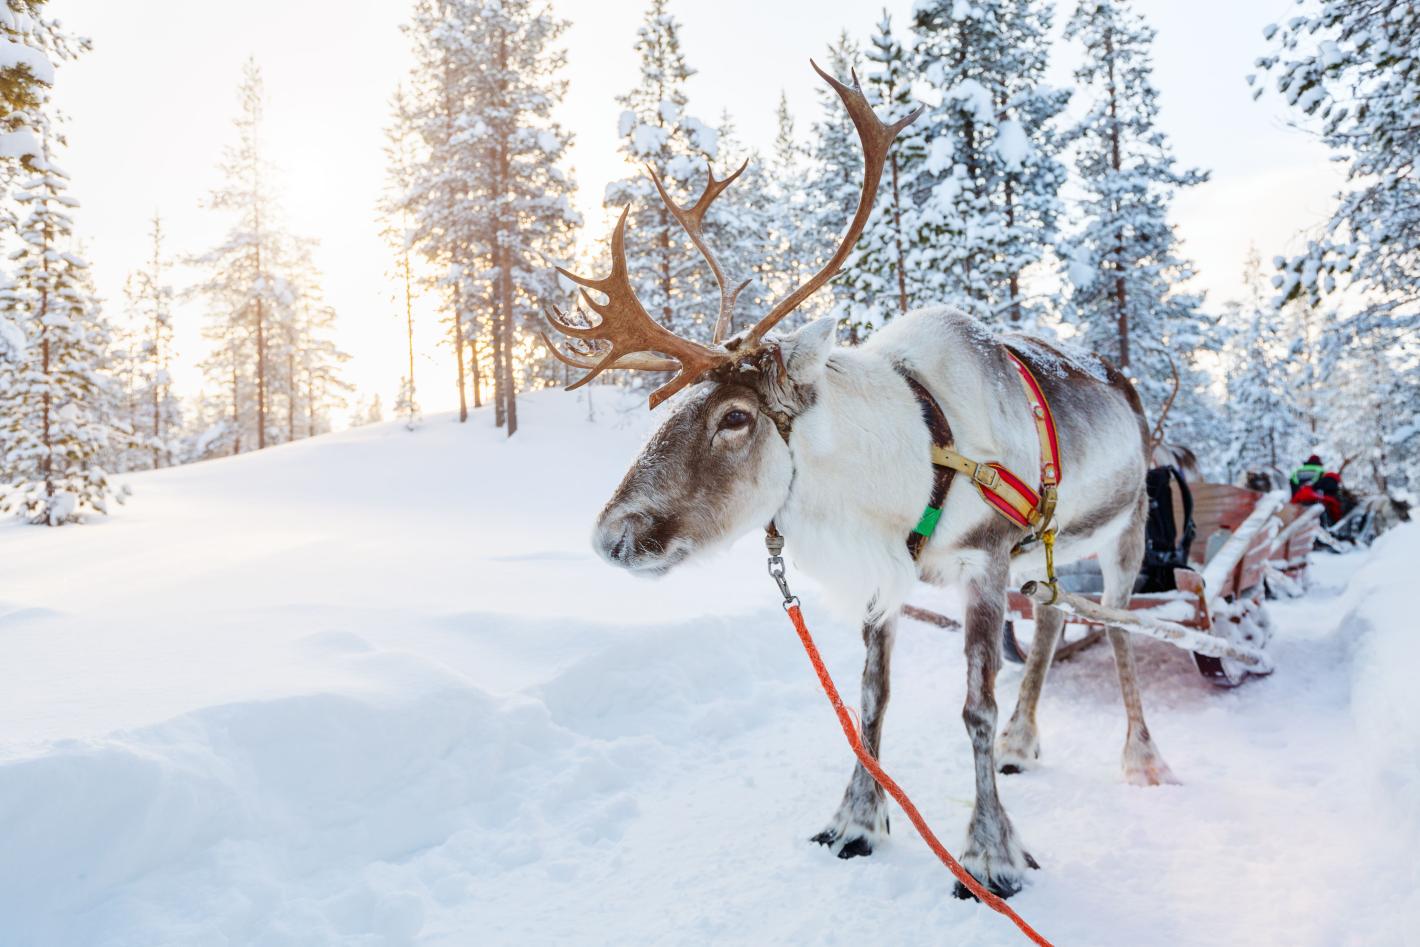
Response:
972,464,1000,489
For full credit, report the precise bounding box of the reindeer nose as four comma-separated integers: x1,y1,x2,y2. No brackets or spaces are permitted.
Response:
594,514,636,565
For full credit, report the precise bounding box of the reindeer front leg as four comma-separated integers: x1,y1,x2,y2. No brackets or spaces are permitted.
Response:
956,558,1037,899
812,612,895,858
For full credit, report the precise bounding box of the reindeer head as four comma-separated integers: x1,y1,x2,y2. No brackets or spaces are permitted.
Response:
543,63,920,576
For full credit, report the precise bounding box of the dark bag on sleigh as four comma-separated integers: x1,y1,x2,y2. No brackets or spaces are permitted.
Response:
1135,465,1196,594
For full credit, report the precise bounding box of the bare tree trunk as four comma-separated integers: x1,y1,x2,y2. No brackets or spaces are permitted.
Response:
491,296,506,427
471,336,482,408
286,349,295,441
151,214,164,468
255,296,266,448
253,144,267,449
1106,26,1129,370
40,303,51,517
494,32,518,439
403,243,416,425
501,246,517,437
1004,174,1021,324
889,151,909,316
453,279,468,423
231,353,241,455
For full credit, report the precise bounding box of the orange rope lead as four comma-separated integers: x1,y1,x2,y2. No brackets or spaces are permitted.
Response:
784,603,1054,947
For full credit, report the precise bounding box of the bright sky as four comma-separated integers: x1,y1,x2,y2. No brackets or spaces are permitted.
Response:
53,0,1339,418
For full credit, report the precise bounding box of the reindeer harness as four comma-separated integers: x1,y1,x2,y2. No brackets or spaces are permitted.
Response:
902,348,1062,565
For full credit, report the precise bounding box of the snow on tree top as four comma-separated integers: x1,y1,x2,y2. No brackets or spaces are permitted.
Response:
680,115,717,158
945,78,993,123
0,37,55,85
992,119,1030,171
631,122,668,156
0,128,40,160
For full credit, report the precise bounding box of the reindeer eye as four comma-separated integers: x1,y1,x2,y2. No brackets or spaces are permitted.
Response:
719,408,753,431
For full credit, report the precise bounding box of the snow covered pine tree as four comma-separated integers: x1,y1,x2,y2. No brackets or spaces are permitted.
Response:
194,59,347,456
0,134,120,525
604,0,734,351
1257,1,1420,493
908,0,1068,329
1221,249,1304,482
464,0,578,436
836,11,926,336
1060,0,1221,456
394,0,577,435
114,213,181,471
0,1,87,360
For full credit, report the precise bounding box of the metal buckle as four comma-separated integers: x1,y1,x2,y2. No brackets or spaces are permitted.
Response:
972,464,1000,489
765,530,795,606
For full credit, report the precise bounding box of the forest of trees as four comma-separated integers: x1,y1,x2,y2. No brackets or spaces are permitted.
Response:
0,0,1415,525
0,3,349,523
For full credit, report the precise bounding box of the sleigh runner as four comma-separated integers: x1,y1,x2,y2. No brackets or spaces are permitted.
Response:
998,481,1324,686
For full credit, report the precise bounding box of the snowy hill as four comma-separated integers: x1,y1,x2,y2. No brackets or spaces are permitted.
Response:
1,391,1416,946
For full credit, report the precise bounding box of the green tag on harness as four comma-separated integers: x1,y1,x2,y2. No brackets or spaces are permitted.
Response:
914,505,943,538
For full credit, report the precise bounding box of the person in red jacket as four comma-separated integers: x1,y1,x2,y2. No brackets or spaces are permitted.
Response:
1293,470,1344,524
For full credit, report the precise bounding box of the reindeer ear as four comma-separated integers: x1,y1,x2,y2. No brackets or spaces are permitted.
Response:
780,317,836,381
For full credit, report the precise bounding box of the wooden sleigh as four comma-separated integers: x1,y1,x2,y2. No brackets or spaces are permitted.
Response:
995,483,1326,686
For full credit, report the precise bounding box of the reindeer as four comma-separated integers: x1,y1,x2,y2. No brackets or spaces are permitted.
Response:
544,64,1176,900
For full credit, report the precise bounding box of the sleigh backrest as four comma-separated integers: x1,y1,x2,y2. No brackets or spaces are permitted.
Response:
1175,482,1274,598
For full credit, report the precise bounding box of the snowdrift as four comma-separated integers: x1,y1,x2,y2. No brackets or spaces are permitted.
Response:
0,392,1415,945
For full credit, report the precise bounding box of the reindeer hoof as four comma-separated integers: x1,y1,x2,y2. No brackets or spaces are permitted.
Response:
953,873,1023,901
954,837,1035,900
810,826,880,859
837,836,874,859
995,727,1041,775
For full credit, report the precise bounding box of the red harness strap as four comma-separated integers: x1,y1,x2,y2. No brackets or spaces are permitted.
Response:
914,349,1062,542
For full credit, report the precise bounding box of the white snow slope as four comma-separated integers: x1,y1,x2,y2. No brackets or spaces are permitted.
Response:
1,391,1417,947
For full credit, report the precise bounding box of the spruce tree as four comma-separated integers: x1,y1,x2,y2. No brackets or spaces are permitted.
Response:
381,84,421,431
803,32,864,331
119,213,180,469
1221,249,1303,480
0,2,87,360
0,134,119,524
466,0,579,436
839,11,925,335
399,0,481,423
909,0,1068,326
701,109,770,335
1256,1,1420,491
194,60,347,453
759,92,813,323
1060,0,1216,448
604,0,726,344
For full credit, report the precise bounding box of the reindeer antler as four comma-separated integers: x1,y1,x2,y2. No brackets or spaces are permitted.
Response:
744,61,923,348
648,160,752,344
544,205,727,407
1149,353,1182,452
542,63,921,408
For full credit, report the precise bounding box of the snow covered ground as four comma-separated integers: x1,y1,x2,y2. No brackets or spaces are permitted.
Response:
1,391,1416,946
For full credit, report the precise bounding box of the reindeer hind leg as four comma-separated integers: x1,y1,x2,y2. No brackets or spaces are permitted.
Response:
1101,497,1179,787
